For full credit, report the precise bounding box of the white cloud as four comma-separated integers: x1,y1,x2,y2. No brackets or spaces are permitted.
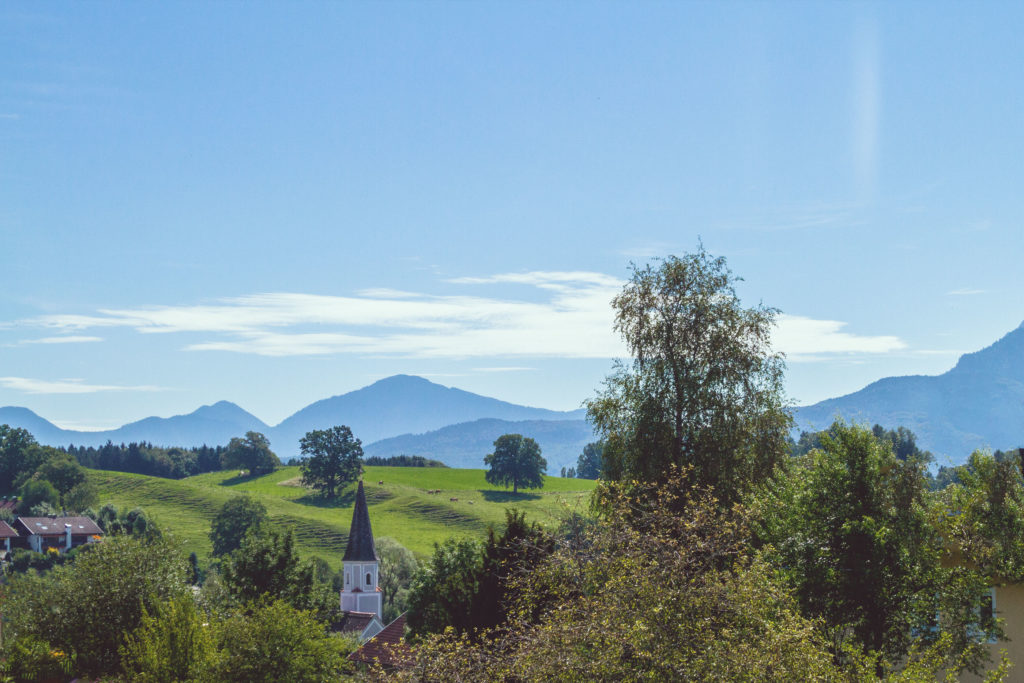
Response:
18,272,907,362
0,377,165,395
19,335,103,345
946,288,987,296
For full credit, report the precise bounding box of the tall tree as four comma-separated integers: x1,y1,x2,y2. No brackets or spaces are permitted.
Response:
484,434,546,494
575,441,603,479
298,426,363,498
221,431,279,476
209,496,269,557
0,425,46,493
586,247,790,503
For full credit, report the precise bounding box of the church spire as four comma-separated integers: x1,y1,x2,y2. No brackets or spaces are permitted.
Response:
343,480,378,562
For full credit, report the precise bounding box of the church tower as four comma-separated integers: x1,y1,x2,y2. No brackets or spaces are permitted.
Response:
340,480,382,618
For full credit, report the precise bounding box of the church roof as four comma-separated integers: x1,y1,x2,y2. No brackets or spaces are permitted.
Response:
343,480,378,562
348,613,412,668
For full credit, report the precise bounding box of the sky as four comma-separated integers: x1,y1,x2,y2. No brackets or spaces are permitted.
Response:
2,2,1024,431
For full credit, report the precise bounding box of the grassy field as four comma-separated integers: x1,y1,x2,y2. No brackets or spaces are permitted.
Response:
87,466,597,569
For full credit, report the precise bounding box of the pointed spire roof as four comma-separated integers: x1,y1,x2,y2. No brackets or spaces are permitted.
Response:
343,480,378,562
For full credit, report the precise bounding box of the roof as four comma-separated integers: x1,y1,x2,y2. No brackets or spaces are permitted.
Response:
331,611,380,635
17,516,103,537
343,480,378,562
0,499,17,511
0,520,18,538
349,613,412,669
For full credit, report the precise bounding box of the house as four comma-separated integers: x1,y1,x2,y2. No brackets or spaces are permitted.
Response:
0,520,19,556
15,516,103,553
348,613,413,670
330,610,384,642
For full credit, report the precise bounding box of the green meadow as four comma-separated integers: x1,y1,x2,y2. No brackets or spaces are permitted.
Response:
87,465,597,568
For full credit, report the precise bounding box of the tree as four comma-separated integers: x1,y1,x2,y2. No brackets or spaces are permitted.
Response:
377,537,419,623
203,599,351,683
0,425,46,493
221,431,280,475
585,247,790,503
298,426,363,498
209,495,269,557
753,421,995,672
407,538,483,638
119,594,214,683
220,525,334,620
575,441,603,479
4,535,189,676
18,478,58,511
484,434,546,494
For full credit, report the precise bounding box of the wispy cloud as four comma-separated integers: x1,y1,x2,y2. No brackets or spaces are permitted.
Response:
474,366,535,373
18,335,103,345
0,377,165,395
16,272,908,362
946,288,987,296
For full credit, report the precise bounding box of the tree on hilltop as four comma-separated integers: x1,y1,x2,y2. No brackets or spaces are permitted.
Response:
221,431,279,476
299,426,363,498
484,434,546,494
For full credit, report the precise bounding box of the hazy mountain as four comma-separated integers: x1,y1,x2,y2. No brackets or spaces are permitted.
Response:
364,417,595,473
0,375,585,459
795,322,1024,462
269,375,586,456
0,401,268,449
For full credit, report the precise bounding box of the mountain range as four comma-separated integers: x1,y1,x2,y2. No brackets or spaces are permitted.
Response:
5,321,1024,471
0,375,591,470
794,321,1024,461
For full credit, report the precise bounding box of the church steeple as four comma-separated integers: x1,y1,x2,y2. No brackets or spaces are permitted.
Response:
343,480,378,562
340,480,382,618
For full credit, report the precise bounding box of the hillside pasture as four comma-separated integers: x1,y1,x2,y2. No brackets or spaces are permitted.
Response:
87,465,597,567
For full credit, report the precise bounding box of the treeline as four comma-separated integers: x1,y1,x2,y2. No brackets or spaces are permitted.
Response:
364,454,449,468
58,442,226,479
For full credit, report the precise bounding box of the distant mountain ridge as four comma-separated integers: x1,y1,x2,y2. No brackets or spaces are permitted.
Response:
0,375,587,464
795,321,1024,462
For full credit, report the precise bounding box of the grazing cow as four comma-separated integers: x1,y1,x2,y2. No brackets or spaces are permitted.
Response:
450,497,458,502
377,480,384,485
467,500,474,505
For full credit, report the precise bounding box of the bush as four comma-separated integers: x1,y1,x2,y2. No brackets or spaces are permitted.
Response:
4,635,76,683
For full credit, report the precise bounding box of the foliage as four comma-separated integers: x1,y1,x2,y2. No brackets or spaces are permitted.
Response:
17,478,58,512
3,635,76,683
363,454,448,468
406,538,483,638
942,449,1024,581
203,599,352,683
62,480,98,512
120,594,214,683
299,426,363,498
394,469,843,681
376,537,418,623
575,440,602,479
752,421,996,673
484,434,546,494
96,505,161,539
3,534,190,676
0,425,45,493
585,248,790,504
62,440,226,479
221,431,279,476
220,525,334,620
208,495,269,557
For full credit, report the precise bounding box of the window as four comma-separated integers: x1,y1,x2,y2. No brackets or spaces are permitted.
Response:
366,572,372,585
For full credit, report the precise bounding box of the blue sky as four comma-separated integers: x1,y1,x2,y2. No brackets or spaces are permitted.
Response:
2,2,1023,431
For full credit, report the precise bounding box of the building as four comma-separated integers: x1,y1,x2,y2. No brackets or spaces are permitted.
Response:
15,516,103,553
339,480,384,618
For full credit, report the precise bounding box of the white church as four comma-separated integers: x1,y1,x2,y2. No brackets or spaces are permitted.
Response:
334,480,386,641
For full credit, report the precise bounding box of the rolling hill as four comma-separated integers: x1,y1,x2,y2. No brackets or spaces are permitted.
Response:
795,321,1024,462
87,465,597,566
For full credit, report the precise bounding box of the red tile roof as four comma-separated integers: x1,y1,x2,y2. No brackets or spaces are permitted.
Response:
348,613,413,669
0,520,18,538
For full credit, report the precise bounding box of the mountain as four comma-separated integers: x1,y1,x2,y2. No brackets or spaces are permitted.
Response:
269,375,585,456
0,376,585,459
795,322,1024,462
363,418,595,472
0,402,268,449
